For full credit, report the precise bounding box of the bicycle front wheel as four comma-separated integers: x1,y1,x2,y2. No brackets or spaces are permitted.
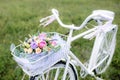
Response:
95,25,117,74
30,61,78,80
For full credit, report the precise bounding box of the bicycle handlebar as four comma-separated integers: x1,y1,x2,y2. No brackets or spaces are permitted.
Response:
40,8,114,30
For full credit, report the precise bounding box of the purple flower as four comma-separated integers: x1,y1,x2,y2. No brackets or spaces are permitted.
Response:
30,41,38,49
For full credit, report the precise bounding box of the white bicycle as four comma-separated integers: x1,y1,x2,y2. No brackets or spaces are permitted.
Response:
30,9,117,80
10,9,118,80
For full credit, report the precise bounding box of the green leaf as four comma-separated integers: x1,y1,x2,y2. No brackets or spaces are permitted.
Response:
53,45,61,52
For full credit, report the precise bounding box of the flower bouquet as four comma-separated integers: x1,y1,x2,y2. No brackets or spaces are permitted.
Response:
11,32,62,62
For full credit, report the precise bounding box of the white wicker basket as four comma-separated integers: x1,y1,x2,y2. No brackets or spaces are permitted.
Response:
10,32,69,76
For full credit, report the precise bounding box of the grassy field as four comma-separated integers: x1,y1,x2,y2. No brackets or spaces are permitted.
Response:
0,0,120,80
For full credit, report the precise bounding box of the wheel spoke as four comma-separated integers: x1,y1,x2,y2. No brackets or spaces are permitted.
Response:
41,74,45,80
45,71,50,80
54,68,60,80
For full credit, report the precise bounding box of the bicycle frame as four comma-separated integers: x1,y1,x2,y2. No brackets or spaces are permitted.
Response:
40,9,116,80
64,25,117,80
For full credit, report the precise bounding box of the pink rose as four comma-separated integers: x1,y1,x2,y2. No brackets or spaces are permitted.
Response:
38,41,47,48
50,41,57,46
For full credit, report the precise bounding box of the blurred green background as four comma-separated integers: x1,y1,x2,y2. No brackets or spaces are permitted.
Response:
0,0,120,80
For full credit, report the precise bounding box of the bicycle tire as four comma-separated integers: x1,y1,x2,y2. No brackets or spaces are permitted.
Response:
95,26,117,74
30,61,78,80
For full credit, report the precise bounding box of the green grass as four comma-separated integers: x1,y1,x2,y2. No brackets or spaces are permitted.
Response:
0,0,120,80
